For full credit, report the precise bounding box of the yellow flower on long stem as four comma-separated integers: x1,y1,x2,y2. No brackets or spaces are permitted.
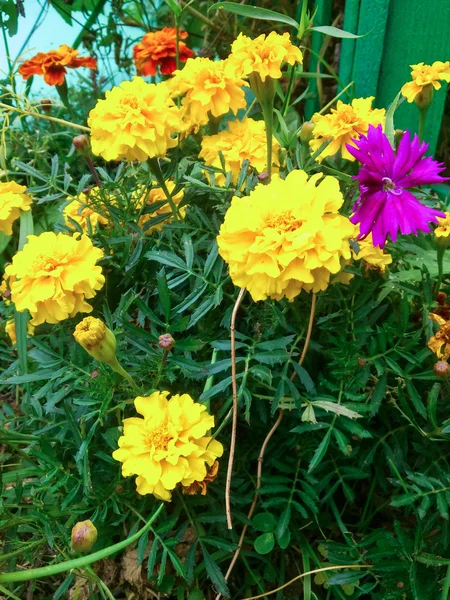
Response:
217,170,354,302
113,391,223,501
6,232,104,325
0,181,32,236
401,61,450,104
310,98,385,161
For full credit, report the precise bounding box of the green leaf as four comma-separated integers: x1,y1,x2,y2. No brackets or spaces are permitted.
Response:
275,505,291,540
199,543,229,597
182,234,194,270
405,380,427,419
370,373,387,415
311,401,362,420
254,532,275,555
385,91,403,146
157,269,171,322
308,427,332,473
252,512,276,533
309,25,367,38
208,2,299,29
146,250,189,271
163,0,182,17
0,0,18,36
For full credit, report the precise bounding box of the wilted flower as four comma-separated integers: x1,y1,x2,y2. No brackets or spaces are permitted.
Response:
182,461,219,495
112,391,223,501
133,27,194,76
5,317,35,345
6,232,104,325
64,188,108,234
347,125,446,248
199,118,280,186
310,97,386,161
401,61,450,105
168,58,247,130
428,313,450,359
228,32,302,81
71,520,98,553
0,181,32,236
18,45,96,86
217,170,354,301
88,77,184,162
138,181,185,234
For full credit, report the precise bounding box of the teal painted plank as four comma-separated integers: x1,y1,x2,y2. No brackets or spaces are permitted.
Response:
304,0,332,119
375,0,450,154
351,0,390,97
338,0,360,91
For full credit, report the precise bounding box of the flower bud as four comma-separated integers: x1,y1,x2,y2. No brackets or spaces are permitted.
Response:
72,135,90,153
40,98,52,113
2,288,11,299
414,84,434,110
437,292,447,306
71,520,98,553
74,317,117,365
257,172,270,183
91,369,99,378
434,360,450,379
357,357,367,367
158,333,175,351
299,121,315,143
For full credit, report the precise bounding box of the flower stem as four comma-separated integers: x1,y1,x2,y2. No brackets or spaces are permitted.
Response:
147,157,181,221
175,14,181,70
418,106,429,142
84,155,101,188
282,64,298,117
0,102,90,132
435,246,446,297
109,358,139,393
0,503,165,583
249,73,275,181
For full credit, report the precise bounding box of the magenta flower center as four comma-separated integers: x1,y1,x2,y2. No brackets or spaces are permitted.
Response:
382,177,402,196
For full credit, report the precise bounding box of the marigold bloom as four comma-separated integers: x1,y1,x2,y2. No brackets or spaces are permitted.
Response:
310,97,386,161
347,125,446,248
138,181,185,234
199,118,280,186
7,232,104,326
435,212,450,248
0,181,32,236
428,314,450,359
169,58,247,129
217,170,354,301
113,391,223,501
182,461,219,496
88,77,184,162
401,61,450,103
64,188,108,234
18,45,96,86
228,32,303,81
5,318,35,345
133,27,194,76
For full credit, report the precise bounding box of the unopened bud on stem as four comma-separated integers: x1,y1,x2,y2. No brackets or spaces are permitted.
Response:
71,520,97,553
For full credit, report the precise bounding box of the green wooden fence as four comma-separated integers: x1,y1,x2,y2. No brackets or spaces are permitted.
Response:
305,0,450,154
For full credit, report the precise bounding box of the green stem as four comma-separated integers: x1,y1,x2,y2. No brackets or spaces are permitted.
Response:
418,106,429,142
147,157,181,220
0,102,90,131
0,503,164,583
110,358,140,393
435,246,446,297
175,14,181,70
282,64,298,117
249,74,276,180
262,102,274,180
442,564,450,600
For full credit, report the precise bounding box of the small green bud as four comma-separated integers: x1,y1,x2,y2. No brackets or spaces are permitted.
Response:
71,520,98,553
299,121,315,143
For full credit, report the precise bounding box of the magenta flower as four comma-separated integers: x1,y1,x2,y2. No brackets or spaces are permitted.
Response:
347,125,447,248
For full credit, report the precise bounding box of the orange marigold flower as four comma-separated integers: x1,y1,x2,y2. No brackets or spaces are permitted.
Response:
133,27,195,77
18,45,97,86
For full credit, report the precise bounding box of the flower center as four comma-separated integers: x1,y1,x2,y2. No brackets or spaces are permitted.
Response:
34,255,61,272
146,422,172,452
382,177,403,196
121,95,139,110
266,210,302,233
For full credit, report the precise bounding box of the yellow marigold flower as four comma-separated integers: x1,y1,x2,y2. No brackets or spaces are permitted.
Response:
199,118,280,186
113,390,223,501
435,212,450,248
428,313,450,359
168,58,247,129
64,188,108,234
137,181,185,234
336,227,392,284
310,98,386,161
228,32,303,82
0,181,32,236
5,317,35,345
88,77,184,162
401,61,450,103
7,232,104,326
217,170,354,301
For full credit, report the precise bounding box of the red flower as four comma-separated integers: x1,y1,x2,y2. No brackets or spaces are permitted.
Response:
133,27,195,77
18,45,97,86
